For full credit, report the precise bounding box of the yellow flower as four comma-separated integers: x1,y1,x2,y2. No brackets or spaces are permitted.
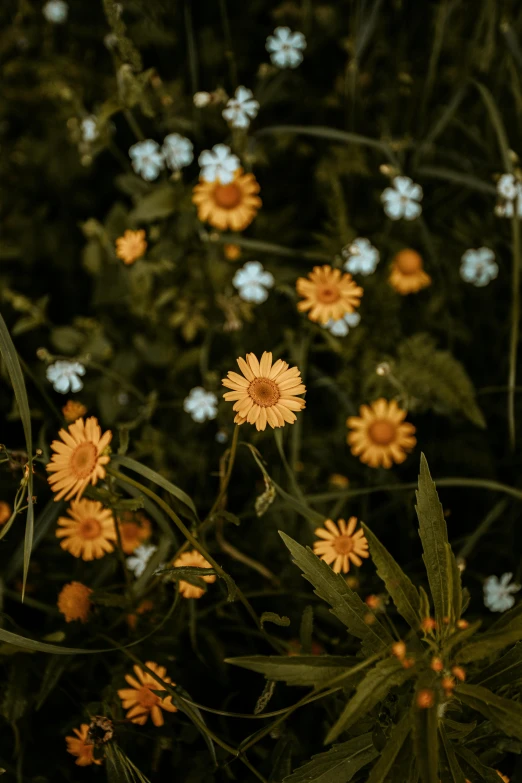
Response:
65,723,102,766
496,773,510,783
347,399,416,469
115,229,147,265
313,518,369,573
222,351,306,431
296,265,363,325
0,501,11,525
192,169,261,231
117,661,178,727
224,243,242,261
62,400,87,423
58,582,93,623
389,249,431,294
56,498,117,560
46,417,112,501
328,473,349,489
172,550,217,599
118,512,152,554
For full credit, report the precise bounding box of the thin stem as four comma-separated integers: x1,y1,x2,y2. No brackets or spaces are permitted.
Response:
508,212,521,449
207,424,240,520
290,333,310,473
123,109,145,141
219,0,238,86
87,359,147,403
457,498,510,561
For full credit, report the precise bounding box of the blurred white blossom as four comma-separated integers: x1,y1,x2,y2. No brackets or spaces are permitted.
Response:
223,87,259,129
162,133,193,171
342,238,380,276
81,116,98,143
127,544,157,578
46,361,86,394
460,247,498,287
129,140,164,181
183,387,218,422
381,176,423,221
43,0,68,23
266,27,306,69
193,91,212,108
233,261,274,303
495,173,522,218
484,573,521,612
198,144,239,184
323,312,361,337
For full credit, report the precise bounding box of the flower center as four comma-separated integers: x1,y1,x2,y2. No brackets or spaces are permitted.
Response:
368,419,397,445
333,535,354,555
248,377,280,407
317,285,340,304
70,442,98,478
137,686,160,709
214,183,242,209
79,518,102,540
396,250,422,275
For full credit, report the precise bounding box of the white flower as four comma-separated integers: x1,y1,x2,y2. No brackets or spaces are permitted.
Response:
323,312,361,337
198,144,239,185
43,0,68,23
46,361,86,394
497,173,518,200
183,387,218,423
162,133,194,171
381,176,423,221
484,573,521,612
129,140,164,181
126,544,158,578
495,173,522,218
222,87,260,129
266,27,306,69
194,91,212,108
460,247,498,287
233,261,274,303
342,238,380,276
81,116,98,143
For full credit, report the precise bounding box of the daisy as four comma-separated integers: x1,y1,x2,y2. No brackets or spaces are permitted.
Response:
46,360,86,394
162,133,194,171
126,544,158,577
57,582,93,623
484,573,521,612
171,550,217,599
233,261,274,303
115,229,147,265
389,249,431,294
381,176,423,221
296,265,363,325
222,87,260,129
43,0,68,23
192,169,261,231
65,724,102,767
56,498,117,560
0,502,11,525
222,351,306,431
460,247,498,287
342,238,380,276
183,387,218,422
198,143,240,185
129,140,164,181
118,512,152,554
46,417,112,501
347,399,417,468
313,518,369,573
266,27,307,69
324,312,361,337
81,116,98,143
117,661,178,726
62,400,87,422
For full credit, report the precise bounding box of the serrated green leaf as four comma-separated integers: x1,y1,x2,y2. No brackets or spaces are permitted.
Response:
442,620,482,657
226,655,358,687
260,612,291,630
456,622,522,663
472,641,522,689
447,542,462,622
456,683,522,740
155,566,216,578
438,724,467,783
283,732,378,783
441,719,476,740
412,673,439,783
454,746,508,783
366,711,410,783
129,184,177,222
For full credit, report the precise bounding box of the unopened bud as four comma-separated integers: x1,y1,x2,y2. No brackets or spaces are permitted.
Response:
417,689,434,709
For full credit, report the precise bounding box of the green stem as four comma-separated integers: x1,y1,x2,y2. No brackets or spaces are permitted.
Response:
219,0,238,86
508,212,521,449
87,359,147,403
290,333,310,473
208,233,330,262
206,424,240,520
123,109,145,141
456,498,509,561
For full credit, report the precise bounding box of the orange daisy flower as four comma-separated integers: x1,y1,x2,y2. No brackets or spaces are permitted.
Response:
222,351,306,431
118,512,152,554
46,417,112,501
296,265,363,325
65,723,102,766
116,229,147,265
62,400,87,423
117,661,178,727
192,169,261,231
313,518,369,573
56,498,117,560
347,399,416,469
224,243,242,261
172,550,217,599
57,582,93,623
0,501,11,525
389,249,431,294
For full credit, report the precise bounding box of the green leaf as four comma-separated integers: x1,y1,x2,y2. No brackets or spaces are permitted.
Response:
438,724,467,783
114,455,197,519
260,612,291,630
129,184,177,222
454,746,508,783
441,719,476,740
412,675,439,783
325,657,413,744
226,655,358,687
362,523,421,631
456,683,522,740
471,641,522,689
282,732,378,783
365,711,411,783
456,621,522,663
155,566,216,579
442,620,482,657
279,532,393,654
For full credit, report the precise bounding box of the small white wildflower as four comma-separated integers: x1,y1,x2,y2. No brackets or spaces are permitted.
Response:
129,139,164,181
43,0,68,23
495,173,522,218
381,176,423,221
497,173,519,200
215,430,228,444
233,261,274,303
484,573,521,612
324,312,361,337
126,544,158,578
460,247,498,287
266,27,306,69
198,144,240,185
222,87,260,129
81,116,98,143
46,360,86,394
183,387,218,423
194,91,212,108
162,133,194,171
342,238,380,276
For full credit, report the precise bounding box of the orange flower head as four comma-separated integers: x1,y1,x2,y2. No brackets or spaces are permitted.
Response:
192,169,261,231
118,512,152,554
0,501,11,525
431,657,444,672
365,594,382,610
389,249,431,295
65,723,102,766
347,399,416,469
329,473,350,489
46,417,112,502
391,641,407,660
442,676,455,693
171,550,217,599
117,661,178,726
58,582,93,623
62,400,87,423
417,689,435,709
313,517,369,574
421,617,437,633
116,229,147,265
222,351,306,431
56,498,117,560
402,657,416,669
452,666,466,682
296,265,363,325
224,243,242,261
457,619,469,629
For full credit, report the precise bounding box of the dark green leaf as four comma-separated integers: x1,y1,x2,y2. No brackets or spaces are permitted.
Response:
114,455,197,519
454,746,508,783
226,655,358,687
412,674,439,783
366,711,411,783
471,642,522,689
155,566,216,578
283,732,378,783
260,612,291,629
456,683,522,740
456,623,522,663
129,184,177,222
438,724,467,783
